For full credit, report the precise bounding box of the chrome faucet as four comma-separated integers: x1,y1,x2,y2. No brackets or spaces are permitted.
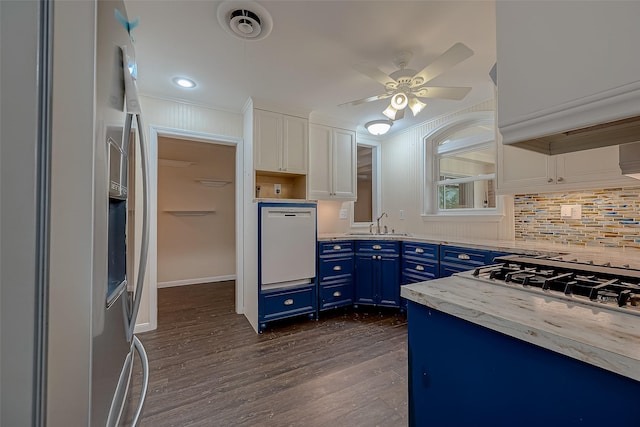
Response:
376,212,388,234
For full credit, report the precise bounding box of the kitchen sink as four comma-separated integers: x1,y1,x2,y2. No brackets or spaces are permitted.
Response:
347,232,411,237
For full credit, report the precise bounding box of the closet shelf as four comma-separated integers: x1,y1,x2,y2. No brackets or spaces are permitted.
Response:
164,210,216,216
196,178,232,187
158,158,195,168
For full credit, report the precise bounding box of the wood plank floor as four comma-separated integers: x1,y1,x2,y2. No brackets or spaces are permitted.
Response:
123,282,408,426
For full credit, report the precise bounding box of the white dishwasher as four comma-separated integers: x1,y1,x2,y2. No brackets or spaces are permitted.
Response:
259,202,317,289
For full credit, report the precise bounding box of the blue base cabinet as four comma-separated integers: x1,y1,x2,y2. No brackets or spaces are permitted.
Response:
318,241,354,311
407,300,640,426
401,242,439,309
354,241,400,307
439,245,510,277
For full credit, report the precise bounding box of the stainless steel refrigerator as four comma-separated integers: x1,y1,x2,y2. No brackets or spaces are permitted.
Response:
1,1,149,425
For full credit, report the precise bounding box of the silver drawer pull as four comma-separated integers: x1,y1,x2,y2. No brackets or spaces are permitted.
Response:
373,244,382,250
457,254,470,260
415,248,424,254
284,298,294,306
333,291,342,297
333,265,342,271
333,245,341,250
415,265,425,271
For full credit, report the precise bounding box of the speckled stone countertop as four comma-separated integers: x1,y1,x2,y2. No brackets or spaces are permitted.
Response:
318,233,640,269
401,274,640,382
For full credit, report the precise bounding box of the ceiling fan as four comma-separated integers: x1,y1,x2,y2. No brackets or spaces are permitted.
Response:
341,43,474,121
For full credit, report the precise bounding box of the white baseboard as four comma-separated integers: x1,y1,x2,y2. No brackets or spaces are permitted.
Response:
157,275,236,289
134,321,154,334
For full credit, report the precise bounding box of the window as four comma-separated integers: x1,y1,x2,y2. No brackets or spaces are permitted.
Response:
425,114,497,213
353,142,380,225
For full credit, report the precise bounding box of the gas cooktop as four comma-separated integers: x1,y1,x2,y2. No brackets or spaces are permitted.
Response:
470,255,640,316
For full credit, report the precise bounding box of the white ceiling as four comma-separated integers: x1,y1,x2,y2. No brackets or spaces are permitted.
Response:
125,0,497,136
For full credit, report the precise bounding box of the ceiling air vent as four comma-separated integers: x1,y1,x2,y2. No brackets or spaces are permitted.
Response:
217,1,273,41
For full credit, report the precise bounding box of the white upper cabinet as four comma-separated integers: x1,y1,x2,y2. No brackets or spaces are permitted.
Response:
254,109,308,174
498,144,638,194
308,124,356,200
496,2,640,149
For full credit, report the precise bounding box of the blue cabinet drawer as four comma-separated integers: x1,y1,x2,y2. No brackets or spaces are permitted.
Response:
402,241,438,261
319,255,354,280
319,280,354,310
439,263,477,278
355,240,399,254
491,251,513,263
402,259,438,281
319,241,353,255
261,286,315,321
440,245,492,268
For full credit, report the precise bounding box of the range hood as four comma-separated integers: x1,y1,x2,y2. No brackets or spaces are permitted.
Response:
505,115,640,156
619,142,640,180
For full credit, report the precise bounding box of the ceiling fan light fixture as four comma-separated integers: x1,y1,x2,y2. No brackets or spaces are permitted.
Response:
383,105,398,120
408,97,426,116
365,119,393,136
390,92,408,110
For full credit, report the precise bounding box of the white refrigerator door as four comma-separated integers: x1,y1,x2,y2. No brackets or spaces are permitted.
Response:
260,206,316,286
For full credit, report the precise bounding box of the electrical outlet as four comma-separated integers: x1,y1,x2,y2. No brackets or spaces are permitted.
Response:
339,209,348,219
399,209,405,220
274,183,281,195
560,204,581,220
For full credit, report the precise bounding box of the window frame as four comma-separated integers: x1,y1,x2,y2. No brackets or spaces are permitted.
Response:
422,111,501,217
351,138,381,228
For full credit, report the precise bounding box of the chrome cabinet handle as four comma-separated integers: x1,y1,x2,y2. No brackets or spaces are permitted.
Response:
333,291,342,297
457,254,470,260
373,244,382,250
415,248,424,254
416,265,425,271
333,265,342,271
284,298,294,306
333,245,341,250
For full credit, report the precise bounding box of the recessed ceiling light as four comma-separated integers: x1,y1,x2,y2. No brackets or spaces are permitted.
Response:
172,77,196,88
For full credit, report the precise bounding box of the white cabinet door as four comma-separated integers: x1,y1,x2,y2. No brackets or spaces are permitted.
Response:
498,144,555,192
308,124,332,199
308,124,356,201
254,110,282,172
282,115,308,174
556,146,632,185
332,128,356,200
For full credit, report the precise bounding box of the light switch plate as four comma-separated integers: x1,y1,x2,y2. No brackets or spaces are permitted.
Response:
399,210,405,220
560,204,582,220
274,183,281,195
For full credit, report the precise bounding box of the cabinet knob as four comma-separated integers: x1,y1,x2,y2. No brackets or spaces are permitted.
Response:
333,245,341,250
547,178,554,183
557,176,564,182
283,298,294,306
333,291,342,297
373,245,382,250
457,254,470,260
372,255,376,260
415,265,425,271
415,248,424,254
378,255,382,260
333,265,342,271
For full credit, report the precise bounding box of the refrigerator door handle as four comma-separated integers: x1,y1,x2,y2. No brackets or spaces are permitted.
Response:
130,336,149,426
126,112,150,342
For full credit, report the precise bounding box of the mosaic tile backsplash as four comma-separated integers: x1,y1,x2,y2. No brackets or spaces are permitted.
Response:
514,187,640,248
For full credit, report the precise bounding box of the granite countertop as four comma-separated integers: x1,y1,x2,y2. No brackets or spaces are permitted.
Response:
318,233,640,269
401,274,640,382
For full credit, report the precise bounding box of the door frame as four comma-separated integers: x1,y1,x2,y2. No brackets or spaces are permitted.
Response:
137,125,243,333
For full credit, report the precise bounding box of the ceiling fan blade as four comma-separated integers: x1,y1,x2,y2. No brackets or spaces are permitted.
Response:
410,43,474,88
338,93,391,107
412,86,472,100
353,62,398,88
